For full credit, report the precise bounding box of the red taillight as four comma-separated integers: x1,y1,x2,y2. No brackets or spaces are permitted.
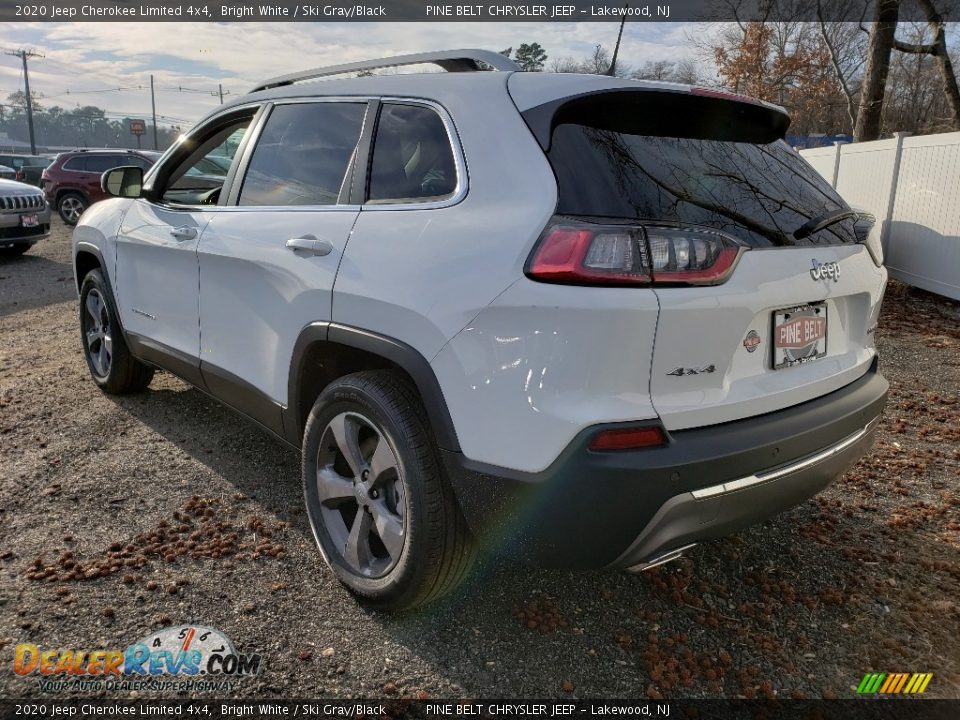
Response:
526,217,746,287
15,169,24,181
589,426,667,451
527,224,650,285
645,227,744,285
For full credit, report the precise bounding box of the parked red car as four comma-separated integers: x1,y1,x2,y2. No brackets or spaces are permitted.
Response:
41,149,161,225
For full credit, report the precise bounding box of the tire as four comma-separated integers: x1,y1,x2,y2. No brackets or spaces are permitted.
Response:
302,370,475,611
0,243,29,257
58,192,87,225
79,269,154,394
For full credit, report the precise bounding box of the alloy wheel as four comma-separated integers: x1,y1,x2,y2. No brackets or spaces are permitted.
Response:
315,411,407,577
83,289,112,377
60,196,84,223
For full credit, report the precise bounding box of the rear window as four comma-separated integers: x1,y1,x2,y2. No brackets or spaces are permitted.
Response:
539,93,857,248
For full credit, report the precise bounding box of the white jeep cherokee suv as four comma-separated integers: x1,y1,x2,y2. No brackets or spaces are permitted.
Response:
73,50,888,611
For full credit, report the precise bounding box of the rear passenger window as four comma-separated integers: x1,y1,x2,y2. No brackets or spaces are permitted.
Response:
367,104,457,203
127,156,153,170
84,155,129,173
63,157,87,171
238,102,366,206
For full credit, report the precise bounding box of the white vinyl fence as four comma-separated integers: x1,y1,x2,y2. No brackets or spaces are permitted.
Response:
800,132,960,301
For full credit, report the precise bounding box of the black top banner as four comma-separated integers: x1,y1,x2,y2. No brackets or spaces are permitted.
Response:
2,0,958,23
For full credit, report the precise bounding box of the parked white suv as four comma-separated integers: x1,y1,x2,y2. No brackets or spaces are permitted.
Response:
73,50,888,610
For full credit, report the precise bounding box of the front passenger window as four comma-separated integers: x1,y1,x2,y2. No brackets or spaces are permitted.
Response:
237,102,367,207
161,122,250,206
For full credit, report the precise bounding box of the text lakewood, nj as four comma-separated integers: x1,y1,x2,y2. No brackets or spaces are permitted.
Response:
21,3,672,20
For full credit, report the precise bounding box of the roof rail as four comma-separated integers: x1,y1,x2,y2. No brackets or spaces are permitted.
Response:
250,49,520,93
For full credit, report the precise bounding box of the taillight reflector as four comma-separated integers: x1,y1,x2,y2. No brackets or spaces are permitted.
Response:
589,426,667,451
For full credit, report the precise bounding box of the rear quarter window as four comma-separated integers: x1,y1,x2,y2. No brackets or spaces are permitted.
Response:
367,103,457,203
63,156,88,171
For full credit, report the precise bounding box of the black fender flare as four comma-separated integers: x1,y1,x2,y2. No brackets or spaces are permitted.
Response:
287,322,462,452
73,241,112,299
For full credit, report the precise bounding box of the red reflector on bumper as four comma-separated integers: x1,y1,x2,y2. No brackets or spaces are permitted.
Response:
589,426,667,451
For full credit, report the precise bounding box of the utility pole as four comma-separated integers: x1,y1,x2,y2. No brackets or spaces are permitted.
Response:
607,5,628,77
210,84,229,104
150,74,158,150
5,48,43,154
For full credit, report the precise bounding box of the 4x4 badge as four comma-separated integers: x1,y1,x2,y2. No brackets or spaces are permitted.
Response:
667,364,715,376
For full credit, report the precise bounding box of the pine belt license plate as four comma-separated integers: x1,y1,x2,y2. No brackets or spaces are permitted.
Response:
20,214,39,228
773,304,827,369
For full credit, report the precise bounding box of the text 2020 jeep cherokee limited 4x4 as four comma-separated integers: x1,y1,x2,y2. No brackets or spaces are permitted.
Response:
73,50,888,611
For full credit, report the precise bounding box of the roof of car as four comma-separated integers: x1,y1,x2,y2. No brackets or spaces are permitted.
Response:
229,69,785,116
60,148,158,155
209,70,700,125
238,70,512,107
196,48,786,133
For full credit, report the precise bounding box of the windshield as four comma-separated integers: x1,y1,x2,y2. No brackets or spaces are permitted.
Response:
545,118,857,248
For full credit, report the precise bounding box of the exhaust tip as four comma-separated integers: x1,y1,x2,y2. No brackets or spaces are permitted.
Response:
625,543,697,574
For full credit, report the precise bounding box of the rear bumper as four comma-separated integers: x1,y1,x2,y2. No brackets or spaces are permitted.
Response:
443,358,888,569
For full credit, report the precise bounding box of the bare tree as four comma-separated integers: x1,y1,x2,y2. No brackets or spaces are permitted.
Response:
893,0,960,130
549,45,632,77
817,2,868,131
854,0,960,140
708,18,849,136
632,58,707,85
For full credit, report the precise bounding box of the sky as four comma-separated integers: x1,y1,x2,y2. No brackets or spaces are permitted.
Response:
0,21,701,129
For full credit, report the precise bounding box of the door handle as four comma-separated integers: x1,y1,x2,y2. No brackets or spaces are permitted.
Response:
170,226,197,241
285,235,334,257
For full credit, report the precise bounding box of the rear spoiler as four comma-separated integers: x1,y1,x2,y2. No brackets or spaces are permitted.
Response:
520,87,791,152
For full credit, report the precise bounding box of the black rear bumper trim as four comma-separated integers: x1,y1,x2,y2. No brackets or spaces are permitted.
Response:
443,358,888,569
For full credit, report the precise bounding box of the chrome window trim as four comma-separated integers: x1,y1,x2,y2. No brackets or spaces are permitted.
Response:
361,96,468,212
228,97,373,211
141,94,467,214
142,102,266,214
62,153,138,174
142,100,267,190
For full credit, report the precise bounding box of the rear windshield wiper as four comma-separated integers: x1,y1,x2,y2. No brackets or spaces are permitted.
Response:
792,209,859,239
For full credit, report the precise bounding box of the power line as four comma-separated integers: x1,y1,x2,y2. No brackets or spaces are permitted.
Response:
43,86,143,98
0,103,188,124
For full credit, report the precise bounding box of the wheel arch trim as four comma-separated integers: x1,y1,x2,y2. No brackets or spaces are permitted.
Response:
287,322,462,452
73,241,109,296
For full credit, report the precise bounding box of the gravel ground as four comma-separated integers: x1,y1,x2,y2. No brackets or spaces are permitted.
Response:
0,220,958,701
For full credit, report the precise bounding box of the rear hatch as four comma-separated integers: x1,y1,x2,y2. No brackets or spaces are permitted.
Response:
513,77,886,431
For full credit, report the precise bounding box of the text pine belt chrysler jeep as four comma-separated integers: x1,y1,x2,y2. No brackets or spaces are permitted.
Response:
73,50,888,611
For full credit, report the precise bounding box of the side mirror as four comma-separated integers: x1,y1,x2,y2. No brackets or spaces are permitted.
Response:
101,166,143,198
